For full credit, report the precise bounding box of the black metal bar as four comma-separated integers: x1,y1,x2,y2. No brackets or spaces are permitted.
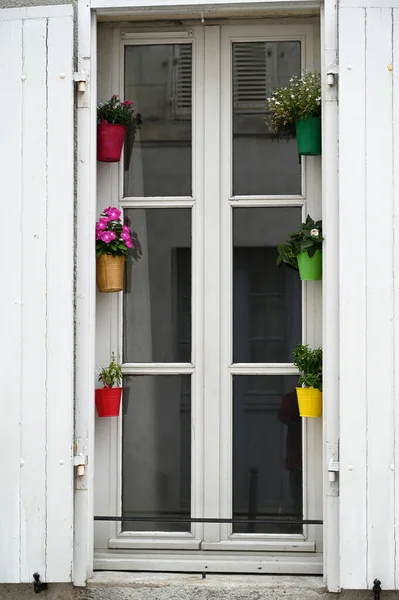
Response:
94,515,323,525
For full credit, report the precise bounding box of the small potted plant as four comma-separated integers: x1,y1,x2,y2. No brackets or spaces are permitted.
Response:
277,215,323,281
266,71,321,156
95,353,123,417
96,206,142,293
97,94,142,163
292,344,322,418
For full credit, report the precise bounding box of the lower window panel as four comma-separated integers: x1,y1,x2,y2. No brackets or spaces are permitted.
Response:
233,375,302,534
122,374,191,532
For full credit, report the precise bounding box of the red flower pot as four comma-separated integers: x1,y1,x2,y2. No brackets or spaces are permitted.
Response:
97,122,127,163
95,387,122,417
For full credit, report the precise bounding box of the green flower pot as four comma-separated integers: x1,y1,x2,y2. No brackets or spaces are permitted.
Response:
297,250,322,281
295,117,322,156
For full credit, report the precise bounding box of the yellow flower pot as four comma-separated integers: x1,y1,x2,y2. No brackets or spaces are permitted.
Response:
96,254,125,293
296,387,322,418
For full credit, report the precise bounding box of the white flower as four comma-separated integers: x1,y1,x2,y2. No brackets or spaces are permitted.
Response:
310,228,319,237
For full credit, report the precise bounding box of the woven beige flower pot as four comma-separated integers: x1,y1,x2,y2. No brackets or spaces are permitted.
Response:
96,254,125,293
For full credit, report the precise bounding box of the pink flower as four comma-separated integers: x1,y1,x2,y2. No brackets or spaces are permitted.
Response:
125,238,133,249
120,231,131,242
104,206,121,221
122,225,130,233
96,230,102,240
96,217,109,230
122,100,133,106
111,94,119,100
100,231,116,244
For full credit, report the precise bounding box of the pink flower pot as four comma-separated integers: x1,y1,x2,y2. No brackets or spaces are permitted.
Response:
97,122,127,163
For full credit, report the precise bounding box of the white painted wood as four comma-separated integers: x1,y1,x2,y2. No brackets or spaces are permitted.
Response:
94,551,323,574
365,7,395,589
338,7,368,590
92,0,320,10
394,9,399,590
0,5,74,584
202,24,222,544
0,4,73,20
320,0,340,592
74,5,97,587
0,17,23,584
19,16,48,583
46,12,74,582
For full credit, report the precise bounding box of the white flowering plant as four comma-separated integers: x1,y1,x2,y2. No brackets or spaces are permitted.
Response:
277,215,323,270
266,71,321,138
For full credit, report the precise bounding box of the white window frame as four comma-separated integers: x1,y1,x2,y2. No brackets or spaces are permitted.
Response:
94,18,323,571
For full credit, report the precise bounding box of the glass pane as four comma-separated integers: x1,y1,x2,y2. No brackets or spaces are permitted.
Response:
233,375,302,534
232,41,301,196
124,209,191,363
124,44,192,197
122,375,191,532
233,207,302,363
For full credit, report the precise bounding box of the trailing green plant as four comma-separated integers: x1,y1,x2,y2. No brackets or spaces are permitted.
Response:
292,344,322,391
277,215,323,270
266,71,321,138
97,94,142,130
97,353,122,388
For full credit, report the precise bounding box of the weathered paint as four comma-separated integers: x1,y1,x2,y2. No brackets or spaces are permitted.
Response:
0,4,74,583
339,4,399,591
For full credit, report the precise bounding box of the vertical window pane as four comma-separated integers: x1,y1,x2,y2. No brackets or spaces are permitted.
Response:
233,207,302,363
124,209,191,363
233,375,302,534
122,375,191,532
124,44,192,197
233,41,301,195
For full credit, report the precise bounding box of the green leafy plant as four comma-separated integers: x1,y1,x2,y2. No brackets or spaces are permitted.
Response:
96,206,143,261
266,71,321,138
277,215,323,270
98,94,142,130
292,344,322,391
97,353,122,388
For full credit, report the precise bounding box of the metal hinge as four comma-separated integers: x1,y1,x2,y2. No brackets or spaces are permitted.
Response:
73,71,87,93
74,438,89,487
326,439,339,496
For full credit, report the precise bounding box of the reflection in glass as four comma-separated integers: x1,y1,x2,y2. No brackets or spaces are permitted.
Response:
124,44,192,197
122,375,191,532
233,375,302,534
124,209,191,363
232,41,301,195
233,207,302,363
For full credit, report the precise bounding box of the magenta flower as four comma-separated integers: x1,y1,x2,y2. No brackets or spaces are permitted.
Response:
122,225,130,233
111,94,119,100
120,231,131,242
104,207,121,221
96,217,109,230
125,238,133,249
122,100,133,106
100,231,116,244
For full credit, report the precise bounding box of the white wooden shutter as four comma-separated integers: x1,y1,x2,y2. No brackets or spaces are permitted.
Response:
0,4,74,584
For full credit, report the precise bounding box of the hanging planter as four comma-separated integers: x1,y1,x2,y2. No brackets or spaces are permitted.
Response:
296,387,322,418
292,344,323,419
97,95,142,163
295,116,322,156
96,254,125,292
96,353,122,417
95,387,122,417
97,122,127,163
265,71,322,155
96,206,143,294
297,249,322,281
277,215,323,281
